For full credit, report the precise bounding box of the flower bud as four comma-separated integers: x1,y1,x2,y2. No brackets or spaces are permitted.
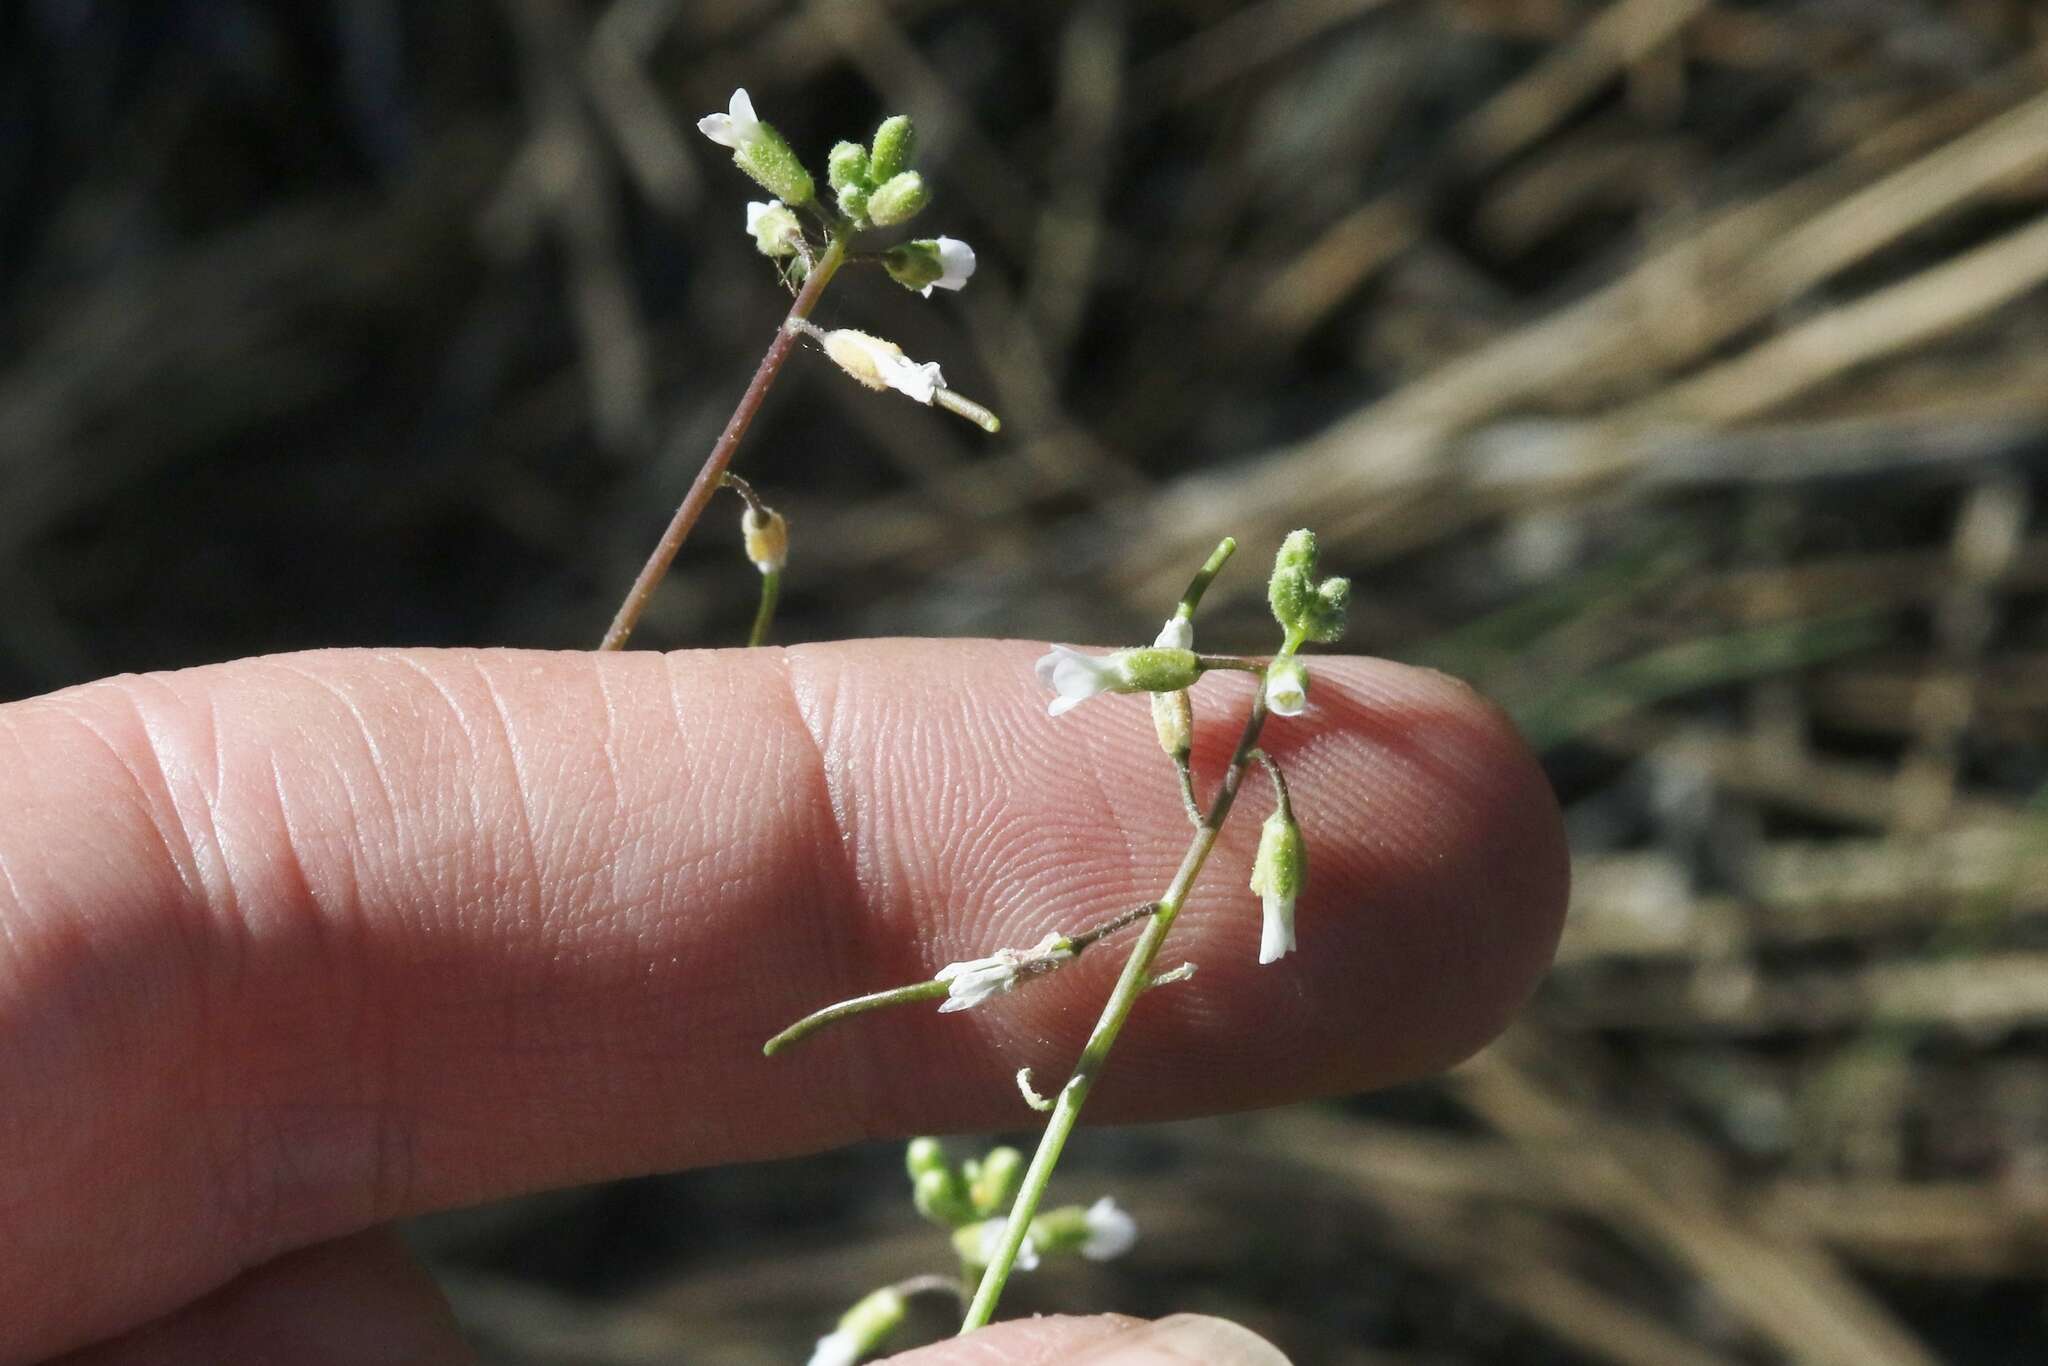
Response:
1031,1196,1138,1262
913,1166,975,1226
1249,803,1305,964
969,1146,1025,1215
869,114,917,182
905,1137,948,1180
1151,688,1193,760
836,183,870,226
866,170,930,226
827,140,871,193
745,200,804,258
742,505,788,574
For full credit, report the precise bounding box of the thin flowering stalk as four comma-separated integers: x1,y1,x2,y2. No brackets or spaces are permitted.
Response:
599,233,847,651
960,687,1272,1332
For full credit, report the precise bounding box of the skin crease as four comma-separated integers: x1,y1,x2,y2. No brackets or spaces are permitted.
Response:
0,640,1568,1364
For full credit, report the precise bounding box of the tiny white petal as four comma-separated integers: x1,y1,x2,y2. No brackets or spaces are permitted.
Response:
807,1329,861,1366
697,87,762,149
745,199,778,233
1153,617,1193,651
1258,889,1297,964
920,236,978,297
1081,1196,1138,1261
878,351,944,403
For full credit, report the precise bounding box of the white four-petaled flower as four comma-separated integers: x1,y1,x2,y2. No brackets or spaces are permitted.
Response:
934,933,1072,1012
922,236,977,296
1035,645,1130,716
1080,1196,1138,1261
697,88,763,151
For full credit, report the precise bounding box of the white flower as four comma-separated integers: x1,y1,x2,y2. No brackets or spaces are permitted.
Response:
1153,616,1193,651
1035,644,1130,716
697,87,762,150
744,198,778,234
806,1329,861,1366
935,933,1072,1013
976,1219,1041,1271
1264,656,1308,716
921,236,978,296
820,328,946,404
1080,1196,1138,1261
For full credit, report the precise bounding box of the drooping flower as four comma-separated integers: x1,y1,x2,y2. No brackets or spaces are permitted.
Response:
1249,804,1305,964
1153,615,1193,650
1264,655,1309,716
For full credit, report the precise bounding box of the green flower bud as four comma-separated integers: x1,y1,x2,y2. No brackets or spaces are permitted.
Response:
1030,1196,1138,1261
869,114,916,182
1301,575,1349,643
837,184,871,228
1268,529,1320,635
914,1166,975,1227
905,1136,948,1181
866,170,929,226
1249,803,1305,964
734,127,813,207
969,1146,1025,1215
1152,688,1193,760
827,140,872,194
882,240,944,292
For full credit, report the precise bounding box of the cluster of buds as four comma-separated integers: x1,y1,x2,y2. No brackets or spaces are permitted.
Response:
911,1139,1136,1275
696,89,997,430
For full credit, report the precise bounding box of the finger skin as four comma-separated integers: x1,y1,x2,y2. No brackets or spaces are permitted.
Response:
886,1314,1289,1365
48,1228,473,1366
0,641,1566,1361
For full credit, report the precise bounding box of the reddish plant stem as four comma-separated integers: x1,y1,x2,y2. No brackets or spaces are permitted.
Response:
599,234,847,651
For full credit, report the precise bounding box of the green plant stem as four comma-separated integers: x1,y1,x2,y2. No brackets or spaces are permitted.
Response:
960,691,1271,1333
599,234,847,651
1177,537,1237,619
762,978,950,1056
748,569,782,647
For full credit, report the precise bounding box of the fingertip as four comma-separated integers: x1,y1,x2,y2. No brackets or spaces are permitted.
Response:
881,1313,1288,1366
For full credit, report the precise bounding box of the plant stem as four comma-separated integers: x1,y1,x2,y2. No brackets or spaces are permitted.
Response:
598,234,847,651
748,569,782,646
959,690,1271,1332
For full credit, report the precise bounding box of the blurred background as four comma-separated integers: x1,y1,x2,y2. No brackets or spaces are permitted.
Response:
7,0,2048,1361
